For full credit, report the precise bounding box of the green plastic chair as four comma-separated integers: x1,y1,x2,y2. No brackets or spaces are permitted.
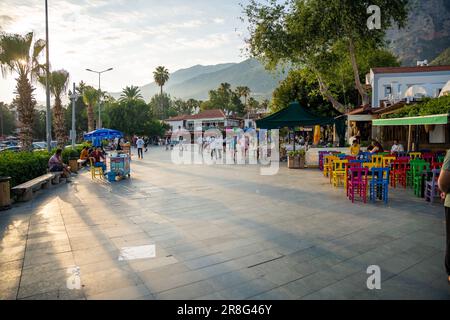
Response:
406,159,424,187
412,161,430,196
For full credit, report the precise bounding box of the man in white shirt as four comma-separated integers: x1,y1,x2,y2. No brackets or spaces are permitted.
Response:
391,140,405,154
136,137,145,159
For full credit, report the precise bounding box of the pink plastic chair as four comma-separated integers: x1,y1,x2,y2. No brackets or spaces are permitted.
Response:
347,167,369,204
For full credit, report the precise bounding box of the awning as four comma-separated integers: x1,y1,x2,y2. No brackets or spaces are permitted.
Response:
372,113,449,126
256,101,338,129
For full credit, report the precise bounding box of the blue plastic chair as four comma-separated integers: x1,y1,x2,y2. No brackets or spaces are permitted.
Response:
369,167,390,204
358,152,371,162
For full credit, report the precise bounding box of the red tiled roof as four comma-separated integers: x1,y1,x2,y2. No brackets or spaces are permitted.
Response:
165,115,189,121
187,109,226,120
346,105,372,115
372,65,450,74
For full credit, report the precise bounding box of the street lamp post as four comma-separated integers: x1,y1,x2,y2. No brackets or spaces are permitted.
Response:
69,82,79,149
45,0,52,152
86,68,113,129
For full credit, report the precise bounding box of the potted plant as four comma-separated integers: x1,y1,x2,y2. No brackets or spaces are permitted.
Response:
288,149,306,169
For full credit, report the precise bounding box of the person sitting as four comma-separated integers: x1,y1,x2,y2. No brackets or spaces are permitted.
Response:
79,146,89,167
369,139,384,154
350,140,360,156
391,139,405,154
90,147,106,172
48,148,71,178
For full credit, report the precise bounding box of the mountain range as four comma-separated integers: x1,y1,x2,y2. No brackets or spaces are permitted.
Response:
109,58,287,102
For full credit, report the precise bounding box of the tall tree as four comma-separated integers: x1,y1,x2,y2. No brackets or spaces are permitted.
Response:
0,32,45,149
0,102,16,136
82,86,99,132
244,0,408,110
153,66,169,118
119,85,144,103
236,86,251,110
39,69,69,147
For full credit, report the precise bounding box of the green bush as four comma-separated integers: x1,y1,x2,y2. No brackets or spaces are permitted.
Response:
0,151,51,187
383,95,450,119
288,149,306,158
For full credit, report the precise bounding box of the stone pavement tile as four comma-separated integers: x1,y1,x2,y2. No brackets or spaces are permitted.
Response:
87,284,150,300
250,286,297,300
73,247,119,266
81,268,144,297
23,251,74,268
155,280,217,300
19,265,69,288
138,262,191,284
204,278,278,300
19,288,85,300
17,272,69,299
184,253,233,270
24,243,72,261
301,278,365,300
0,245,26,263
231,249,284,269
127,256,179,273
25,239,71,252
283,270,340,299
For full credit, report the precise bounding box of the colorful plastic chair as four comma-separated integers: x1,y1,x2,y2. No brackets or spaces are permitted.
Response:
421,153,434,164
412,161,430,197
345,162,362,192
323,155,338,177
347,167,369,204
371,155,384,168
89,157,104,180
390,160,408,188
408,152,422,160
406,159,424,187
431,162,443,170
382,156,397,168
425,169,441,203
332,159,348,187
369,167,390,204
358,152,371,162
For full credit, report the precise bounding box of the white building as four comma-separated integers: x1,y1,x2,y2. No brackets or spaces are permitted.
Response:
367,65,450,108
165,109,241,133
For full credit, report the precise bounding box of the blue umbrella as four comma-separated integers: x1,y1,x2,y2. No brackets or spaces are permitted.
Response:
83,128,124,140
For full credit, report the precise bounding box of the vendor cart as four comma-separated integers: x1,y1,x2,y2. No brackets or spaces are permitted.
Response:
108,154,131,182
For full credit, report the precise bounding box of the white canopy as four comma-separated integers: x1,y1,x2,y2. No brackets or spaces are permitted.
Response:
404,84,431,98
439,80,450,97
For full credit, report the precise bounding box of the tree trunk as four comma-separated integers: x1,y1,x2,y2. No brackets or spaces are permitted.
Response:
14,73,36,150
315,73,346,113
53,95,66,148
348,38,370,106
87,104,94,132
160,86,163,119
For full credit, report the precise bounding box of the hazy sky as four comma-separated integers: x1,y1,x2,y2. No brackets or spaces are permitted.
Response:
0,0,251,103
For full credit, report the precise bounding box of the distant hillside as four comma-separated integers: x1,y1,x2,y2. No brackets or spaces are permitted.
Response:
430,47,450,65
386,0,450,66
110,59,286,102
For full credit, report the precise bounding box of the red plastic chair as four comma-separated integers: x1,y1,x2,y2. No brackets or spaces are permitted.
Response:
421,153,434,164
390,160,408,188
347,167,369,204
345,162,362,196
431,162,443,170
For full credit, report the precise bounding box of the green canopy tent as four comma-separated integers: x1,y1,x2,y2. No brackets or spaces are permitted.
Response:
256,101,345,148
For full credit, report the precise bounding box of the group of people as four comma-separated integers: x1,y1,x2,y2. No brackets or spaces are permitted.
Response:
79,146,106,171
349,139,405,156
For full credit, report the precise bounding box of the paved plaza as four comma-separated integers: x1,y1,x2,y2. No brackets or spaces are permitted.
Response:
1,147,449,300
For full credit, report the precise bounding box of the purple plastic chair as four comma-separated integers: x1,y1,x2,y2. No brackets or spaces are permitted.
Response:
425,169,441,203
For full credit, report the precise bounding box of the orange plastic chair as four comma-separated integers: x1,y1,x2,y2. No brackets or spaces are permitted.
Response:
371,155,384,168
409,152,421,160
382,156,396,168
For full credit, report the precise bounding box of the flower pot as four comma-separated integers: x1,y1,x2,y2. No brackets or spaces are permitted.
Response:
288,156,301,169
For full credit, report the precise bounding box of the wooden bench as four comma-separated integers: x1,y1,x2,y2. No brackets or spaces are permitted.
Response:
12,172,64,202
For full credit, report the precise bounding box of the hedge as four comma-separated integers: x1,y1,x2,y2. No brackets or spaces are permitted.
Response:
0,145,85,188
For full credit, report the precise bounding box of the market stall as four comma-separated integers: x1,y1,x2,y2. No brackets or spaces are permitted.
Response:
107,152,131,182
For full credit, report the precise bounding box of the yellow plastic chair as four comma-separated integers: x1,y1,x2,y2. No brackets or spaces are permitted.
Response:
409,152,421,160
323,155,338,178
371,155,384,168
89,157,104,179
382,156,396,168
332,159,348,187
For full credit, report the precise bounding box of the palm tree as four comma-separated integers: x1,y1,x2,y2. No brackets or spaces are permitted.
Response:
153,66,169,117
39,69,69,147
119,85,143,103
82,86,99,132
0,32,45,150
236,86,251,110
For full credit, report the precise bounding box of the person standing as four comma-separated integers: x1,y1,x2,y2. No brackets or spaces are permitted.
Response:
136,136,145,159
438,150,450,284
